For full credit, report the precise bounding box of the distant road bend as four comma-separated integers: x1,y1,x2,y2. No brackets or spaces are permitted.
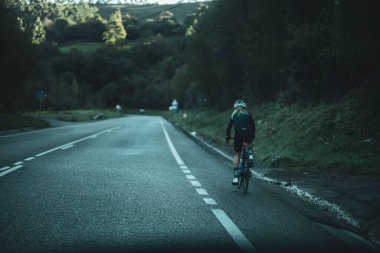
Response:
0,115,377,253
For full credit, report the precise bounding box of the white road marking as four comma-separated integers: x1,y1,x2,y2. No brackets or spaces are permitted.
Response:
180,165,188,169
35,126,118,157
190,180,202,187
0,166,10,171
160,118,184,165
196,188,209,195
159,117,255,251
203,197,217,205
212,209,255,252
191,130,360,230
0,165,23,177
61,145,74,150
0,126,120,179
183,169,191,174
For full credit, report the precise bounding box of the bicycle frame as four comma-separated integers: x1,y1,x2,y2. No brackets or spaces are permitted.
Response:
227,137,251,193
238,142,251,193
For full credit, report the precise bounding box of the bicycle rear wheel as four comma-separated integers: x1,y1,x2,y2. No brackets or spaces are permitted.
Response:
237,170,244,189
238,169,249,193
242,169,249,193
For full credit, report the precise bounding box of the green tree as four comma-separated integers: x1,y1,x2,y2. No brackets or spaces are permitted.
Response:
32,16,46,45
103,8,126,45
0,1,40,112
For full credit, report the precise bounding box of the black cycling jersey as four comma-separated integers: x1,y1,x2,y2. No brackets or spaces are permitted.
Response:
226,111,256,152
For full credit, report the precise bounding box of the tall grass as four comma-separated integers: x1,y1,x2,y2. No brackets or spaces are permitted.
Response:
34,109,125,122
0,114,49,131
167,97,379,176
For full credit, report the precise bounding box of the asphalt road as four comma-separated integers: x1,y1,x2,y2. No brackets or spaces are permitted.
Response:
0,115,376,253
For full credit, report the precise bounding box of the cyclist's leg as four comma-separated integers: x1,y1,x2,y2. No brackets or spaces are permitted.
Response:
244,136,254,167
232,137,243,185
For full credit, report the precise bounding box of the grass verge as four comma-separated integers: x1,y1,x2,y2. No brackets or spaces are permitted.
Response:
0,114,50,131
0,109,127,131
165,97,379,177
33,109,125,122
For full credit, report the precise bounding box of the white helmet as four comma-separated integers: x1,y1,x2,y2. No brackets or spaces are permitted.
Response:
234,100,246,109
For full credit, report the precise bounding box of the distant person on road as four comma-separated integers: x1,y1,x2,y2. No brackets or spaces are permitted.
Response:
226,100,256,185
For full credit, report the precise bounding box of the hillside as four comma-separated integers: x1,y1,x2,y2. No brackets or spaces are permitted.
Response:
167,96,380,177
97,3,202,23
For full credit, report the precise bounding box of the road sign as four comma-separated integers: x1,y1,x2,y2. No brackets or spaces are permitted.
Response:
36,90,47,111
36,90,47,101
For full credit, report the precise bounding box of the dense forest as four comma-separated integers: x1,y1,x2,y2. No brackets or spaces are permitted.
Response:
1,0,379,112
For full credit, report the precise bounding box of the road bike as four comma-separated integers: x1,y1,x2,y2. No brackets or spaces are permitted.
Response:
237,142,252,194
227,138,253,194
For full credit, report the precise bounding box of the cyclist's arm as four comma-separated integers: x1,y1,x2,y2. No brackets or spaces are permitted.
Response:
226,119,233,139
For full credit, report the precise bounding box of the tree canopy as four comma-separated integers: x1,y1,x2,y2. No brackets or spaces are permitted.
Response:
0,0,378,112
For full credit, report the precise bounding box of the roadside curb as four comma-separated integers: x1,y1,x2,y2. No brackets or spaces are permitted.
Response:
166,118,380,248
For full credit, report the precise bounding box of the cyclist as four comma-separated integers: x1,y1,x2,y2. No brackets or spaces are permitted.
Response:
226,100,256,185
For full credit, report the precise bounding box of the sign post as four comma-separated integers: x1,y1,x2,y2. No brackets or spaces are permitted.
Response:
35,90,47,117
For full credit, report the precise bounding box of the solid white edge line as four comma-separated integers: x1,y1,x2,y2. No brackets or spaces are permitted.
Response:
35,126,119,157
159,118,185,165
61,145,74,150
212,209,255,252
0,165,23,177
0,166,10,171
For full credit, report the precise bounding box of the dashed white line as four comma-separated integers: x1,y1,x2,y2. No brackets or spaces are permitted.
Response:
186,175,196,180
160,117,255,252
212,209,255,252
190,180,202,187
25,157,35,161
0,166,10,171
13,161,23,165
203,197,217,205
196,188,209,195
0,165,23,177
